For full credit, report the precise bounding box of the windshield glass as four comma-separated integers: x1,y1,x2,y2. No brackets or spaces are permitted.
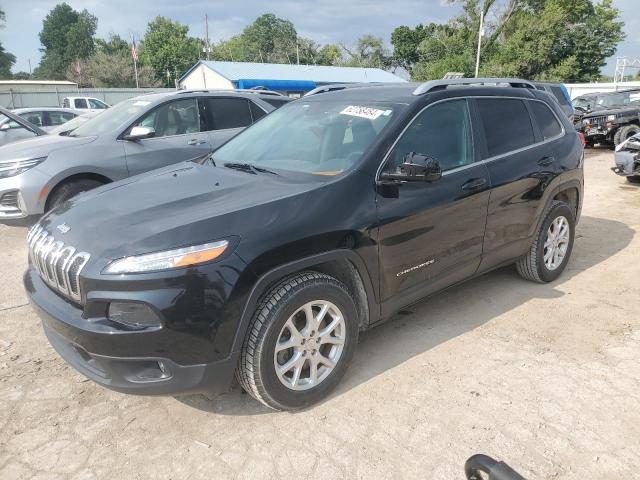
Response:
49,114,90,135
70,98,152,137
212,100,401,176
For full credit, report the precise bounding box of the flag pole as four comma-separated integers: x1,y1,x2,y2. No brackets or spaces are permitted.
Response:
475,2,485,78
131,34,140,88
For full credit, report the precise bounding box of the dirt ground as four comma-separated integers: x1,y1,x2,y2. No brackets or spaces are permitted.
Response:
0,149,639,480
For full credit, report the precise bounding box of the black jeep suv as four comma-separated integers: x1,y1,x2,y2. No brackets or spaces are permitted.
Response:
24,78,584,411
578,88,640,147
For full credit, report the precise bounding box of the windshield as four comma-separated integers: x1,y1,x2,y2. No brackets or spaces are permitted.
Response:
213,100,401,176
70,98,152,137
49,114,91,135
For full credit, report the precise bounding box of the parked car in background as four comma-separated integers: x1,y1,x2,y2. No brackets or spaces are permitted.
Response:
48,111,101,136
577,88,640,146
11,107,78,132
0,89,289,219
0,107,47,146
612,132,640,183
62,96,110,112
532,82,575,121
24,78,583,410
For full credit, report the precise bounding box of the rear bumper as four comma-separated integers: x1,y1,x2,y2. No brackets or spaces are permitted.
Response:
613,151,639,177
26,268,238,396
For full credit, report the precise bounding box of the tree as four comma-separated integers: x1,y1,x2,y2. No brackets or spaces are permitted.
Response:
35,3,97,79
139,16,202,87
317,44,343,66
397,0,625,82
66,51,159,88
342,35,391,68
0,8,16,78
95,34,130,57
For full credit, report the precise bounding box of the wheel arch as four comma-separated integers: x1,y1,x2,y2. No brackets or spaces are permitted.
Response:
44,172,113,211
230,250,379,356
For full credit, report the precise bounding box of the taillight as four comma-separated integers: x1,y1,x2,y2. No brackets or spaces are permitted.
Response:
578,132,586,147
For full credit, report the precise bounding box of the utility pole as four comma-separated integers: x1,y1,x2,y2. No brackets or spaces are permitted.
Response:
131,34,140,88
204,14,211,60
475,3,485,78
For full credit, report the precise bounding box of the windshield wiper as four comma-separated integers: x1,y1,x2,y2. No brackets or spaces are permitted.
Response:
223,162,279,175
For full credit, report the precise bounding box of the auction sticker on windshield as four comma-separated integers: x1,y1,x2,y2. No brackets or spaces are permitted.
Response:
340,105,385,120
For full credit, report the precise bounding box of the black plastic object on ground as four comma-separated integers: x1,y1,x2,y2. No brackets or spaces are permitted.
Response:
465,454,525,480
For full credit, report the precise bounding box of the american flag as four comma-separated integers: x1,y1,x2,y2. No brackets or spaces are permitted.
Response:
131,37,139,61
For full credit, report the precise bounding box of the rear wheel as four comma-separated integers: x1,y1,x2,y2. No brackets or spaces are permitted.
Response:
517,201,575,283
46,179,103,212
236,271,358,411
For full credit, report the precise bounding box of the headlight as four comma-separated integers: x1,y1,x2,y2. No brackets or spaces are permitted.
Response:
103,240,229,274
607,114,616,121
0,156,46,179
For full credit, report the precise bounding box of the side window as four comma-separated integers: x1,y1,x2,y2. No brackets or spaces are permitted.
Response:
200,98,252,131
74,99,88,109
20,111,44,127
476,98,535,158
47,111,76,126
529,101,563,140
133,99,200,138
89,98,107,109
62,98,70,108
550,86,569,107
249,101,266,122
384,99,474,173
263,98,290,109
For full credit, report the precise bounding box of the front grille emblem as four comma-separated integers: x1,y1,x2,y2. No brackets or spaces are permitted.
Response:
56,223,71,234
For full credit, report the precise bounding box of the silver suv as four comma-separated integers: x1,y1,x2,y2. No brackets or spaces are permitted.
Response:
0,90,289,219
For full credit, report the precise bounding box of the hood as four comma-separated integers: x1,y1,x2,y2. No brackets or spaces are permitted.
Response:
38,162,320,263
0,134,97,161
583,106,638,118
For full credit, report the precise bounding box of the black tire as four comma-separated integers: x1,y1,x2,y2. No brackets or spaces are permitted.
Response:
516,201,575,283
627,175,640,184
46,179,103,212
614,125,640,147
236,271,359,411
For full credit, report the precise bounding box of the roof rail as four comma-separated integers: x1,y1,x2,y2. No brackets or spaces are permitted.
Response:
305,82,401,97
176,88,285,97
413,78,536,95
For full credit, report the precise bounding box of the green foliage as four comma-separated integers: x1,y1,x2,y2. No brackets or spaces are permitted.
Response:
139,16,202,87
95,34,130,57
394,0,625,82
35,3,97,80
0,7,16,79
65,51,159,88
342,35,391,68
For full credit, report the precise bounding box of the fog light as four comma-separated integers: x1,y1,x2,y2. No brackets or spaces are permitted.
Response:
107,302,161,328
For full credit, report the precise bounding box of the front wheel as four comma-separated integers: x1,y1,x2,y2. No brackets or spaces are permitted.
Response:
517,201,575,283
236,271,359,410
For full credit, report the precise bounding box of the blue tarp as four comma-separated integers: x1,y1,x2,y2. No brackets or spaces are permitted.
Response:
236,78,316,91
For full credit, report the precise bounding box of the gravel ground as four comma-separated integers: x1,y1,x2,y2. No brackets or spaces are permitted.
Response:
0,149,639,480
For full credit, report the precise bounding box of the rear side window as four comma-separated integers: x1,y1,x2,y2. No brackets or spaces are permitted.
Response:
529,101,563,140
476,98,535,158
249,101,266,122
200,98,252,130
550,86,569,106
263,98,290,108
47,111,76,126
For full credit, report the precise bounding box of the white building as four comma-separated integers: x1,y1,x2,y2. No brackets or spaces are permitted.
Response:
178,61,406,97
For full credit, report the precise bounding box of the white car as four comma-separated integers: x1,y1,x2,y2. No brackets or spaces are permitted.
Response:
9,107,79,133
62,96,110,112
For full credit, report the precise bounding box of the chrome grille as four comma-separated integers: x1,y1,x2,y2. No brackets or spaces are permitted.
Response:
585,115,607,128
27,224,91,303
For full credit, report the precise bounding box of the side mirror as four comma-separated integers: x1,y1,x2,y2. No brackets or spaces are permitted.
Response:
0,123,10,131
124,126,155,141
381,152,442,183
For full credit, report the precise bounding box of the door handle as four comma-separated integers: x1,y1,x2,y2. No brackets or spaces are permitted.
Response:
538,156,555,166
461,178,487,191
187,139,206,146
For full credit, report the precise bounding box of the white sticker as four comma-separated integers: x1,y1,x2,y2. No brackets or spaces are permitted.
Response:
340,105,385,120
133,101,151,106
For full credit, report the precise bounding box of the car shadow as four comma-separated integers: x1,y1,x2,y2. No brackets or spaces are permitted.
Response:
0,215,40,228
175,215,634,416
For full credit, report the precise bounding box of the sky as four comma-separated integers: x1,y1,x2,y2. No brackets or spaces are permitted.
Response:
1,0,638,77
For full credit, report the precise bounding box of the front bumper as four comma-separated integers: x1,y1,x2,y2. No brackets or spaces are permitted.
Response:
0,167,50,219
25,266,243,396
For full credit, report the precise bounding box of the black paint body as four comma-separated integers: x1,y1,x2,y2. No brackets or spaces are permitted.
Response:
24,84,584,395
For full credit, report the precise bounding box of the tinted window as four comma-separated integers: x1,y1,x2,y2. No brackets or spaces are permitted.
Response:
74,99,88,109
200,98,252,131
477,98,535,158
263,98,290,108
384,99,473,172
19,111,44,127
529,101,562,140
134,98,199,138
249,101,266,122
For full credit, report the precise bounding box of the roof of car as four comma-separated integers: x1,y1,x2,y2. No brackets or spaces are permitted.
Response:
125,89,292,105
13,107,77,113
